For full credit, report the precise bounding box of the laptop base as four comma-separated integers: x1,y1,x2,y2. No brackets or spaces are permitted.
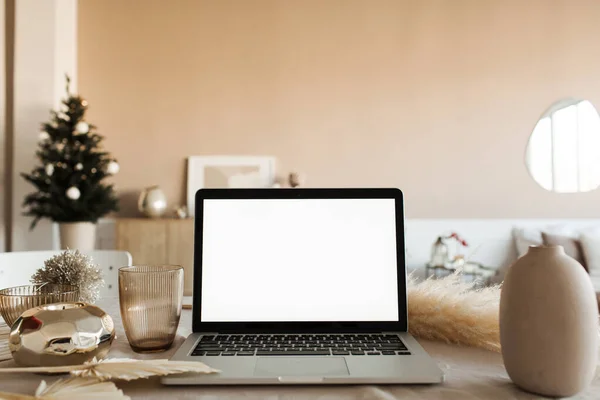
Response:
163,332,443,385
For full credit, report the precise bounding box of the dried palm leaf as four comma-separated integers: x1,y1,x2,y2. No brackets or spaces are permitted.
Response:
0,342,10,362
407,270,501,352
0,322,9,362
0,377,129,399
71,358,219,381
0,358,219,381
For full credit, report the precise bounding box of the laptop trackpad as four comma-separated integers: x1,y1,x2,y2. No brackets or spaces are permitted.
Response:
254,357,349,377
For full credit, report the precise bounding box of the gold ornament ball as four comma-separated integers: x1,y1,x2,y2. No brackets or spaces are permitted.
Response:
9,302,115,367
81,99,88,107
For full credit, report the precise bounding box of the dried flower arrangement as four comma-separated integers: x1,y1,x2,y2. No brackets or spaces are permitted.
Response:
444,232,469,247
30,249,104,303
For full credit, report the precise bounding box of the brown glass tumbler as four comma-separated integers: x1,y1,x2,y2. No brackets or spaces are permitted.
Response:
118,265,183,352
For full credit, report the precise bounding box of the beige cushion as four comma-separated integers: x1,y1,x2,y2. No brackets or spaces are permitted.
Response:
542,232,587,271
512,225,577,257
580,232,600,277
512,228,542,257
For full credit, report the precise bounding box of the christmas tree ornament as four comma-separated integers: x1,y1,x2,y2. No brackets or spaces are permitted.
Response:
81,99,89,107
38,131,50,141
56,143,65,151
75,163,83,171
91,167,97,173
106,161,120,175
58,112,70,121
45,164,54,176
31,250,105,303
75,121,90,134
66,186,81,200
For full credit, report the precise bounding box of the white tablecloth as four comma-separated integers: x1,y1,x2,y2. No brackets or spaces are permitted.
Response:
1,299,599,399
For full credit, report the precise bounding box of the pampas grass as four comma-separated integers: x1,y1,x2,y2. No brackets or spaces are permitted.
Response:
407,270,501,352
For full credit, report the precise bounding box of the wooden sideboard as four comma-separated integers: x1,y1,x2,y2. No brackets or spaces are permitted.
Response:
114,218,195,295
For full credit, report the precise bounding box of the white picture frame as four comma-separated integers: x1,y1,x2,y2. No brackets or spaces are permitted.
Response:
187,155,276,217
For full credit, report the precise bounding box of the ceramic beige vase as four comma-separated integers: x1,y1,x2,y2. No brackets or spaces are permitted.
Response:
500,245,598,397
59,222,96,251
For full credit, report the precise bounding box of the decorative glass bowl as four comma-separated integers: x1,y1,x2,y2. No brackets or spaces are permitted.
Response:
0,284,79,326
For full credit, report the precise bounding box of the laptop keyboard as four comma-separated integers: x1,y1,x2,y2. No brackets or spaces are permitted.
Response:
191,333,411,356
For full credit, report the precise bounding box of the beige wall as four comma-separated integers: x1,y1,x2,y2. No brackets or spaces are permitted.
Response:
12,0,77,251
78,0,600,218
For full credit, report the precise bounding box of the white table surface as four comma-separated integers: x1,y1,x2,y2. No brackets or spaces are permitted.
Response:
1,298,599,399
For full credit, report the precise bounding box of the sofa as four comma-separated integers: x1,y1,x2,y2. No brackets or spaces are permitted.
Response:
511,225,600,291
404,219,600,291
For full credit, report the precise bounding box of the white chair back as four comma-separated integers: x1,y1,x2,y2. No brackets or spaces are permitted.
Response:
0,250,132,297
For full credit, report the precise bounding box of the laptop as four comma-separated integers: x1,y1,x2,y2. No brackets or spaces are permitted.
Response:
164,188,443,385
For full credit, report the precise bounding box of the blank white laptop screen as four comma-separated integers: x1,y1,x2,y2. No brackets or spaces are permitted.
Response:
200,198,399,322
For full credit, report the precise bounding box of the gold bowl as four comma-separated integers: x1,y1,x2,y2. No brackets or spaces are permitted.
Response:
0,284,79,326
9,302,115,367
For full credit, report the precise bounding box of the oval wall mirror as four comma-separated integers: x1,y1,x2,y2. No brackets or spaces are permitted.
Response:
526,98,600,193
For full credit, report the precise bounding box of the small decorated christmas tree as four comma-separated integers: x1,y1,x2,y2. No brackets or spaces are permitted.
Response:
21,76,119,229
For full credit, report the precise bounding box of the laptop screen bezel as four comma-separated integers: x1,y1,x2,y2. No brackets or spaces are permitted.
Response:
192,188,407,333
